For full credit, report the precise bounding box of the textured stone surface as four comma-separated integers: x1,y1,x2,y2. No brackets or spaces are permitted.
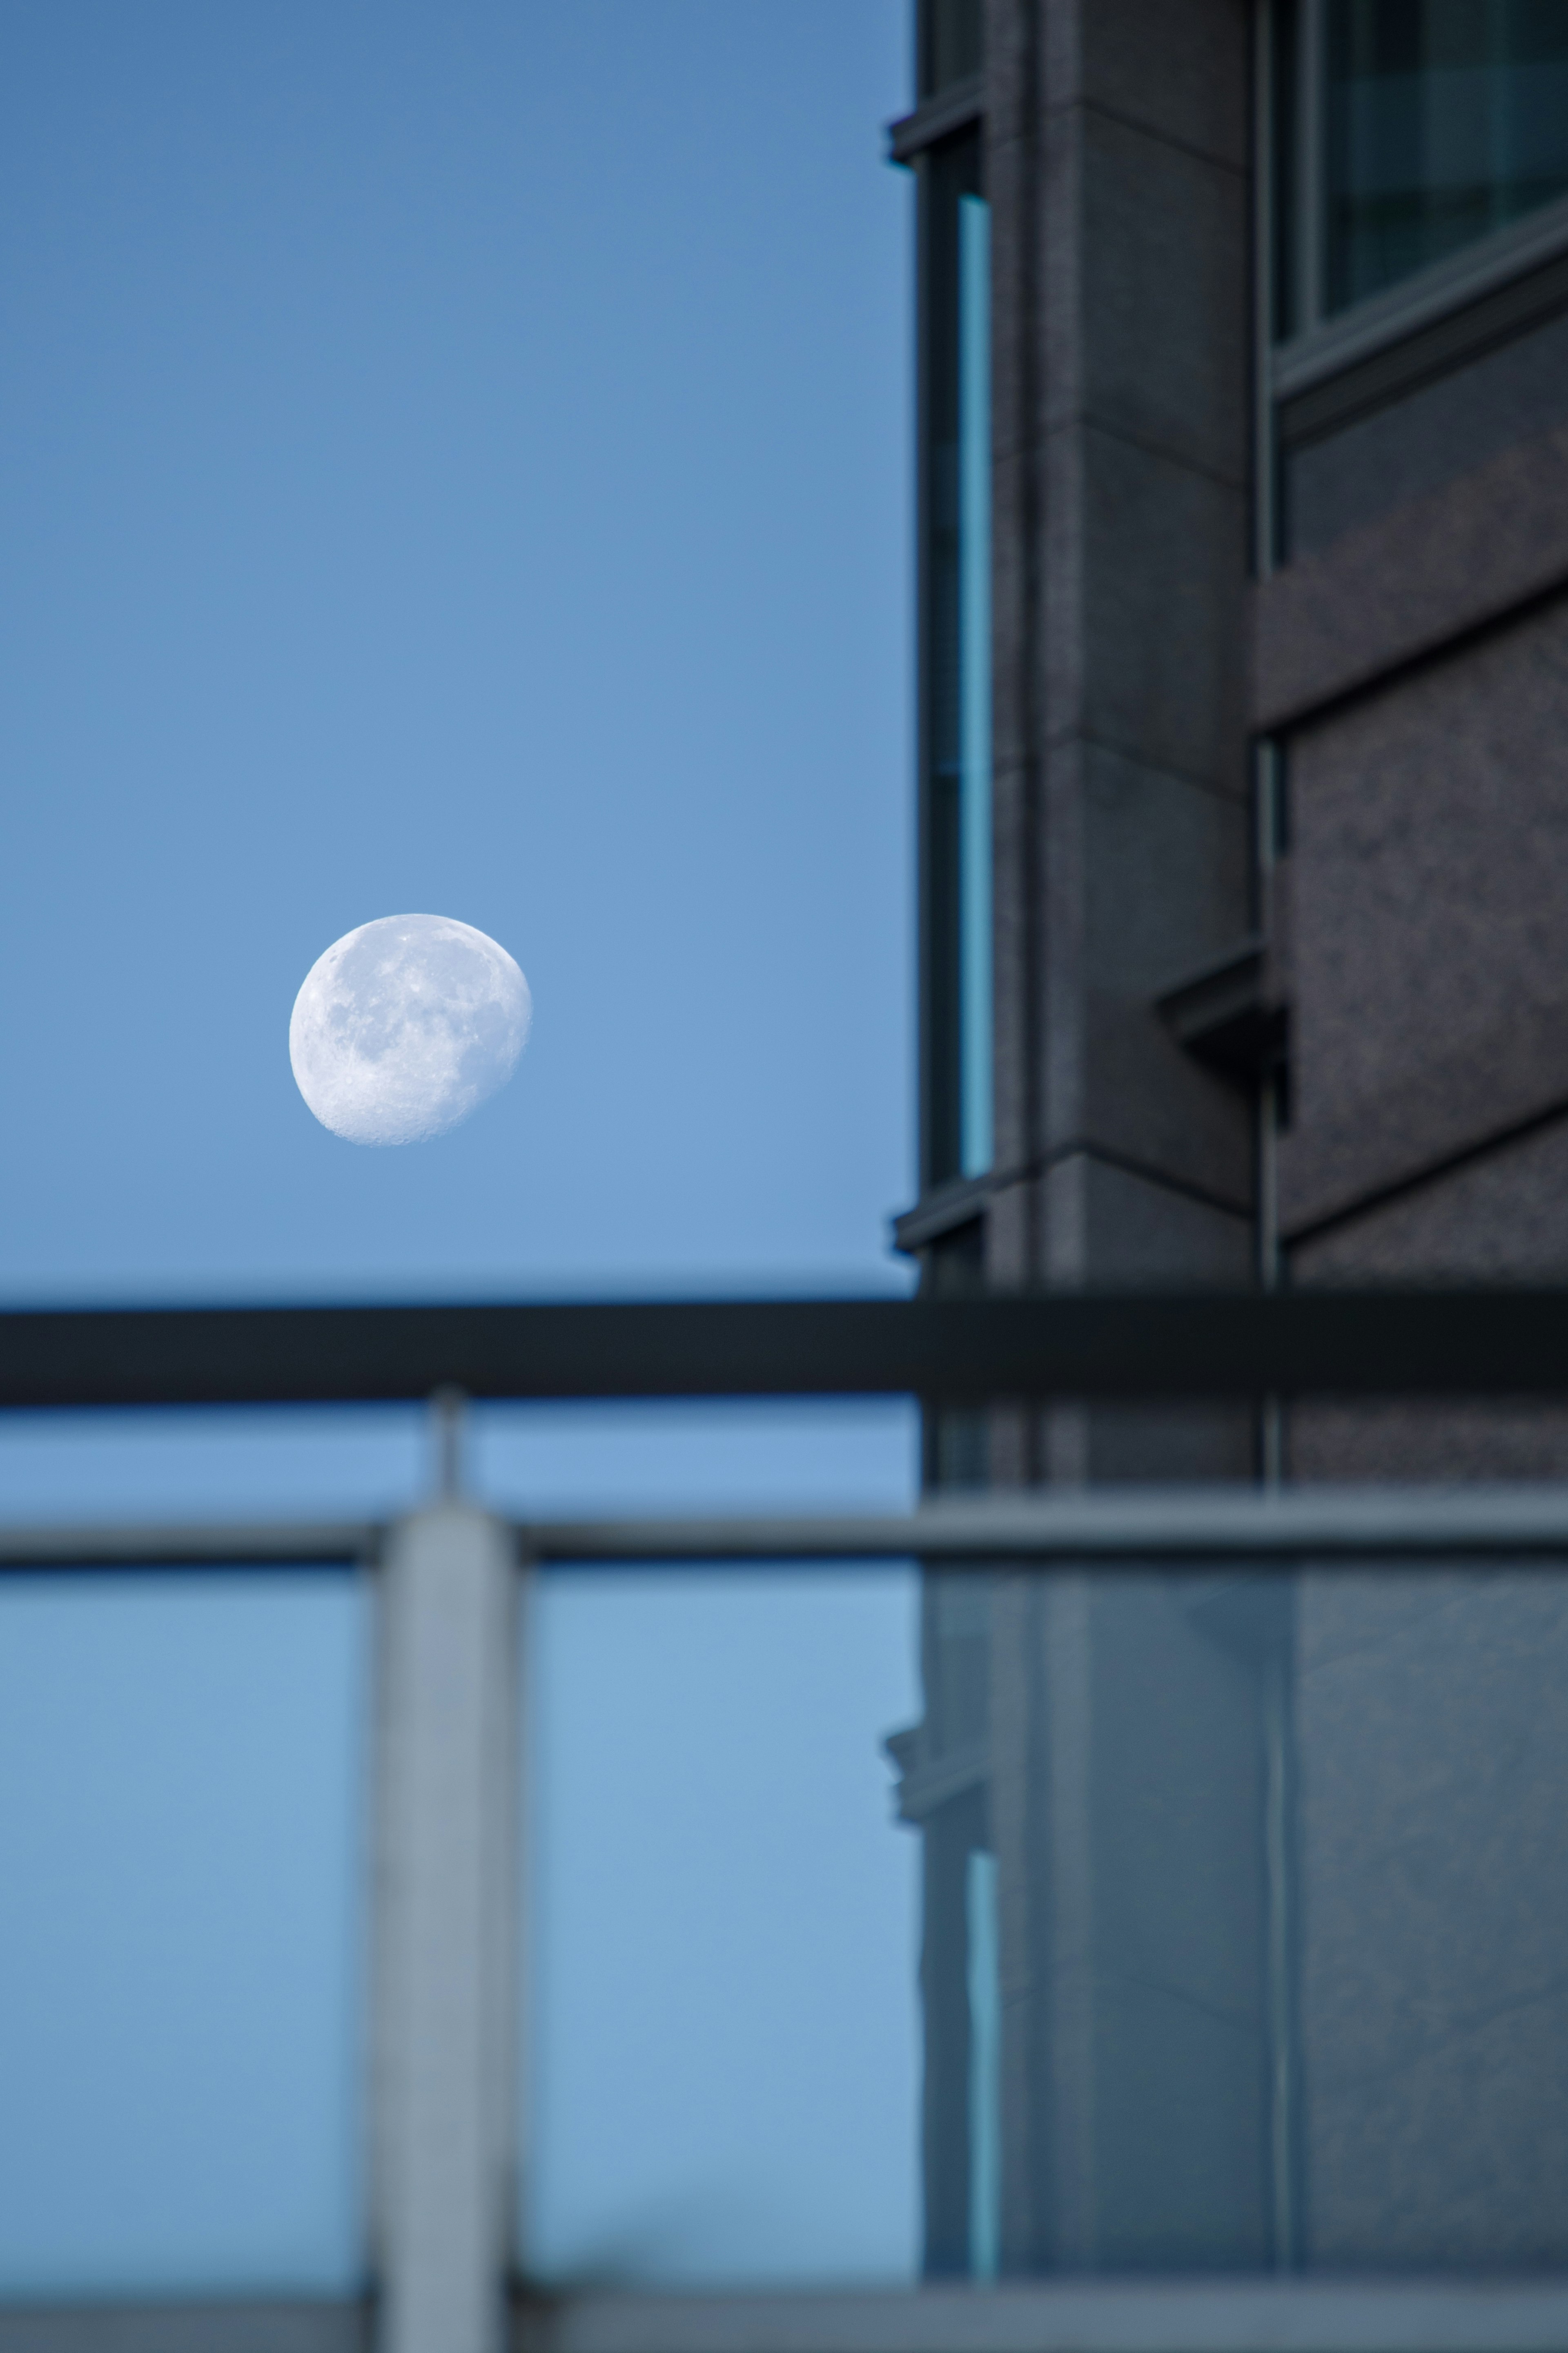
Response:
1076,0,1249,171
1295,1108,1568,1280
1072,109,1248,483
1286,306,1568,563
1081,745,1252,1202
1296,1571,1568,2266
1037,1151,1255,1481
1070,425,1250,790
1254,424,1568,735
1277,600,1568,1237
1038,1150,1252,1284
1289,1113,1568,1482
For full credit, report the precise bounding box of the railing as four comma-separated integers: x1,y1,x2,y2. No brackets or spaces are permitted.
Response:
6,1291,1568,2353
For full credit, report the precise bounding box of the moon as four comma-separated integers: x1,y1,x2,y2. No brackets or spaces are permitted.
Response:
289,913,532,1145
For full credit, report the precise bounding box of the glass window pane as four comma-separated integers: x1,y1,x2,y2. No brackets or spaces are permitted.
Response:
923,132,992,1189
0,1572,366,2298
920,0,983,99
1326,0,1568,313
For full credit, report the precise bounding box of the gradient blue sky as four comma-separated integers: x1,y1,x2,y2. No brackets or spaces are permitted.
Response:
0,0,922,2299
0,0,913,1303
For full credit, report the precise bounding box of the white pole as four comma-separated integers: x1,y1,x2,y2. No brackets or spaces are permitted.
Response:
372,1497,519,2353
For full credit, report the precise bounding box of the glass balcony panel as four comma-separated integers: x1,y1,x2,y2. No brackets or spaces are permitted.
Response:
525,1561,921,2287
0,1570,366,2298
0,1403,426,1524
904,1548,1568,2276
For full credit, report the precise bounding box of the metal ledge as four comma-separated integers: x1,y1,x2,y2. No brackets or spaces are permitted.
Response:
1156,939,1285,1087
515,2278,1568,2353
886,74,983,166
888,1736,989,1821
890,1176,991,1253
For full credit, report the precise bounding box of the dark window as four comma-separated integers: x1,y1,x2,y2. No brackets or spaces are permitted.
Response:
920,1220,989,1489
919,0,983,100
1275,1,1568,337
1272,0,1303,338
921,134,992,1190
1329,0,1568,310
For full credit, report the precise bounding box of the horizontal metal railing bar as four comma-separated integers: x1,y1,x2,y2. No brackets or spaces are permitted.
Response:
0,2302,363,2353
0,1521,377,1570
514,2278,1568,2353
522,1486,1568,1562
6,2283,1567,2353
13,1489,1568,1571
7,1290,1568,1410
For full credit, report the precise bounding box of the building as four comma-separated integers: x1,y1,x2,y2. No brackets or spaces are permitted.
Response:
889,0,1568,2282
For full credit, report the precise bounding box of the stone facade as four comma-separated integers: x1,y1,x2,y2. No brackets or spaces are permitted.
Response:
894,0,1568,2279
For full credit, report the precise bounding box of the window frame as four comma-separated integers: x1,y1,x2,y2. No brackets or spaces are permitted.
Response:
1255,0,1568,573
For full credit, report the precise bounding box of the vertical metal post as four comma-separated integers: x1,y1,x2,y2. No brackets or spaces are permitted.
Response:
373,1498,519,2353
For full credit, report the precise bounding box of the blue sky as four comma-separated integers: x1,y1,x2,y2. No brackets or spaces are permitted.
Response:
0,0,913,1303
0,0,922,2298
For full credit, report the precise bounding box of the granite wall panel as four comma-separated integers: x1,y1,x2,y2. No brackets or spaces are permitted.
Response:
1254,422,1568,736
1285,304,1568,562
1081,745,1252,1203
1075,107,1248,484
1277,599,1568,1238
1039,1153,1254,1482
1289,1113,1568,1482
1076,0,1249,171
1072,425,1250,791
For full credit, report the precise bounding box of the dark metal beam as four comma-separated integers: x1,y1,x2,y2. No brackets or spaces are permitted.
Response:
4,1291,1568,1410
0,1522,376,1570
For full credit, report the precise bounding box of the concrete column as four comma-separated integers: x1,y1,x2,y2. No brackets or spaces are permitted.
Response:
372,1503,519,2353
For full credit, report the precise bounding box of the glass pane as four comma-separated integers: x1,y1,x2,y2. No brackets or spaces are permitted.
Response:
526,1566,920,2286
1326,0,1568,313
924,132,992,1188
920,0,984,98
477,1396,918,1518
0,1404,426,1523
0,1572,366,2297
1294,1561,1568,2266
895,1556,1568,2274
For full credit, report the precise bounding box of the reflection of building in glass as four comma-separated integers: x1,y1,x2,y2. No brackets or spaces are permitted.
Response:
889,0,1568,2281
